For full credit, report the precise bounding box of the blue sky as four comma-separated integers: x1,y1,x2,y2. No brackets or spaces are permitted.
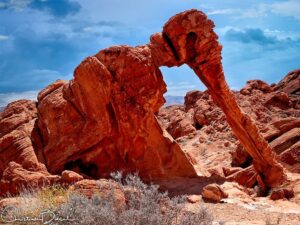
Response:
0,0,300,106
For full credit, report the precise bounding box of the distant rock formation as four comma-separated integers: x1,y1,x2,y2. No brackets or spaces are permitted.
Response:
0,9,294,196
158,69,300,188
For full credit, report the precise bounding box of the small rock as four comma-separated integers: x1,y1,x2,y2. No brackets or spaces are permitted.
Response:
208,167,225,178
224,141,230,147
270,188,294,200
61,170,84,184
187,195,202,203
201,183,228,202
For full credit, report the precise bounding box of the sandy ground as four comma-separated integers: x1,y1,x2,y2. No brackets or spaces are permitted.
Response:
202,201,300,225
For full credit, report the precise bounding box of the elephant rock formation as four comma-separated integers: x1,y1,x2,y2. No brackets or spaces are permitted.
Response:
0,9,286,196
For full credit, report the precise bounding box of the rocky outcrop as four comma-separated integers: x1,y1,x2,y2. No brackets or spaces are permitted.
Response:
269,188,294,200
0,100,56,196
159,69,300,188
37,48,197,181
158,105,196,139
0,162,60,196
0,100,45,176
160,10,285,188
0,9,292,197
274,69,300,95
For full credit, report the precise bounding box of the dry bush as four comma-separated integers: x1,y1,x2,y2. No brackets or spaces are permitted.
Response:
1,173,214,225
57,172,214,225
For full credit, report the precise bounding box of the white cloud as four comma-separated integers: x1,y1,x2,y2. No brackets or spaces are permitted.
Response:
206,1,300,20
0,90,38,107
270,0,300,20
167,84,198,96
237,1,300,20
216,26,242,36
0,35,9,41
0,0,32,11
237,5,268,19
264,29,300,40
207,9,238,16
206,5,268,19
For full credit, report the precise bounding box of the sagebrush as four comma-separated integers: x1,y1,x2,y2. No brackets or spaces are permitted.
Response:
1,173,214,225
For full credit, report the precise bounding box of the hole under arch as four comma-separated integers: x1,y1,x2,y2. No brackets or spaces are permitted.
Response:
160,64,205,106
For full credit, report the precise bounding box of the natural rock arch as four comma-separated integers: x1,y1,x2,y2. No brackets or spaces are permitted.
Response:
156,9,285,188
0,10,285,194
37,9,284,187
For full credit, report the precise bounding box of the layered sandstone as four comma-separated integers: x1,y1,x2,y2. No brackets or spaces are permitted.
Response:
0,9,292,197
37,47,197,181
158,69,300,188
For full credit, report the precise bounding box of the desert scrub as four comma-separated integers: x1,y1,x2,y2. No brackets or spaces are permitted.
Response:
1,173,214,225
0,185,68,225
57,172,214,225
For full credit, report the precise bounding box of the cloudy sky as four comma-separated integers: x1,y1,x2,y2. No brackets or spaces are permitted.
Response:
0,0,300,106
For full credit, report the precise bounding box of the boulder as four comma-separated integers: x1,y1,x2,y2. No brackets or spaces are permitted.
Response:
158,105,196,139
269,188,294,200
0,162,60,196
274,69,300,95
187,195,202,203
61,170,84,184
201,183,228,202
70,179,126,210
227,166,257,188
240,80,272,95
270,128,300,154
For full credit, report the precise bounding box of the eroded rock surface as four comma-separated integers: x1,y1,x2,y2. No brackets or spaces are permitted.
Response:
158,69,300,189
0,9,293,197
37,47,197,181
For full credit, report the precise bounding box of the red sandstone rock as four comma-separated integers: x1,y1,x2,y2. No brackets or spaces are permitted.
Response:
265,91,291,109
37,79,67,102
201,183,228,202
280,142,300,173
159,68,300,189
274,69,300,95
187,194,202,203
230,144,252,167
0,100,52,196
264,118,300,141
1,9,299,198
227,166,257,188
240,80,272,95
269,188,294,200
184,90,205,111
61,170,84,184
0,162,60,196
71,179,126,210
270,127,300,166
162,9,285,187
37,49,197,180
158,105,196,139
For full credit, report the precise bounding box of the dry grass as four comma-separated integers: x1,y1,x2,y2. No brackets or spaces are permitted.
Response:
0,185,69,225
